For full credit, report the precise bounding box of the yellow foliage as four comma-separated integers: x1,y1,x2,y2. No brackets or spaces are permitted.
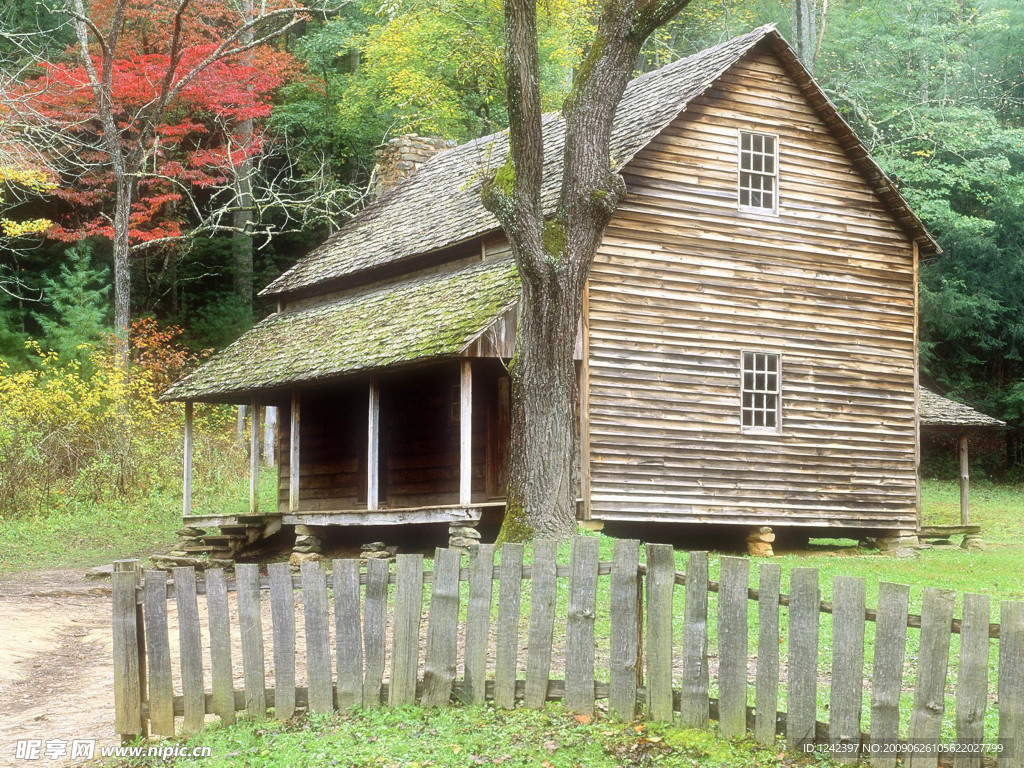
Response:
0,340,236,515
0,165,57,195
1,217,53,237
0,163,57,241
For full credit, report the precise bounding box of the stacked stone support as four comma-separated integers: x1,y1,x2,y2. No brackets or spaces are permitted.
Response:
746,526,775,557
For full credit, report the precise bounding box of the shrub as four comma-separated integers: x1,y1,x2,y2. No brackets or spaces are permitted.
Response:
0,320,240,515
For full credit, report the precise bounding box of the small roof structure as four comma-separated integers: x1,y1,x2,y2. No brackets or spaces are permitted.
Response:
919,387,1004,429
163,259,519,402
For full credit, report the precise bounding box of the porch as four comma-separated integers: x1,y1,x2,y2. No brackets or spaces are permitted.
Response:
182,359,512,530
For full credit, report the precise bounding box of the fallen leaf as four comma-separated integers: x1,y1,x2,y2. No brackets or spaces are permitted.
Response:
575,714,592,725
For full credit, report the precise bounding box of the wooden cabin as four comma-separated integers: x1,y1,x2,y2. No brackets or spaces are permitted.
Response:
163,25,942,553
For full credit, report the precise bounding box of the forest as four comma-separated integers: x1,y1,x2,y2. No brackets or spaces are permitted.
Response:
0,0,1023,516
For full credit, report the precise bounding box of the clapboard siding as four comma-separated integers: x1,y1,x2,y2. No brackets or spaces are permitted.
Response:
585,50,918,529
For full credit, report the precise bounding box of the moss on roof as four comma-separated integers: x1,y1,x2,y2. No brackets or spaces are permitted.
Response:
163,259,519,401
919,387,1004,428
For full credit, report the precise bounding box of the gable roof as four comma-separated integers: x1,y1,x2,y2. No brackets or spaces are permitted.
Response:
262,25,938,301
919,388,1004,428
163,258,519,401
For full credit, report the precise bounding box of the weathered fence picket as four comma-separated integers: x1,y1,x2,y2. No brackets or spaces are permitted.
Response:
205,568,234,726
462,544,493,705
609,538,640,720
754,563,780,745
267,562,296,719
830,576,865,763
301,560,333,713
112,560,144,742
236,563,266,718
998,601,1024,768
645,542,675,723
787,567,819,752
717,556,749,739
333,558,363,710
494,543,523,710
908,588,956,768
954,593,989,768
362,557,388,708
565,536,599,715
524,539,558,710
422,548,460,707
111,534,1024,764
680,550,709,729
389,554,423,707
870,581,910,768
143,570,174,737
172,566,205,735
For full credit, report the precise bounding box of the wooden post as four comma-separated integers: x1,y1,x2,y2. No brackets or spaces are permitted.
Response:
182,401,193,517
959,433,970,525
460,360,472,507
368,376,380,511
263,405,277,468
112,559,144,742
249,398,260,514
289,390,300,513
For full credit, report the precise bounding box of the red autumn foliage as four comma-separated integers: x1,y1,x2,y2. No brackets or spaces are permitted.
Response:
12,0,299,246
128,317,211,390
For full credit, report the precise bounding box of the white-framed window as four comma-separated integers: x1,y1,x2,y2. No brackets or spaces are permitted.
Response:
741,351,781,433
738,130,778,213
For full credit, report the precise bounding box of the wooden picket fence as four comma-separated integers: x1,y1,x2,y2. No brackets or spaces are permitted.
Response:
112,537,1024,766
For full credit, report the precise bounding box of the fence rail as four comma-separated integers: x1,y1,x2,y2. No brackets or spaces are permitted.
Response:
112,538,1024,767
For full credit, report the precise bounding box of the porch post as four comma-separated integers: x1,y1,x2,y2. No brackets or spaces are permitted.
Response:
289,390,300,513
959,432,970,525
263,406,277,468
249,397,260,514
367,376,380,511
460,360,472,507
183,401,193,517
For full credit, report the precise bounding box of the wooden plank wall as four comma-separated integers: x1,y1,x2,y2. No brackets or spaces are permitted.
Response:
585,49,918,530
278,363,504,514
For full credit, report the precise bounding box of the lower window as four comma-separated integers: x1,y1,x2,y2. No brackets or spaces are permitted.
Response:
741,351,781,433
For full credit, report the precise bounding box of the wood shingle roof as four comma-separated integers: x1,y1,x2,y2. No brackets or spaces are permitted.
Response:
164,259,519,401
919,388,1004,428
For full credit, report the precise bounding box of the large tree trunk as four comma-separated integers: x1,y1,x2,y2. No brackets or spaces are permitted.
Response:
502,271,582,539
487,0,692,541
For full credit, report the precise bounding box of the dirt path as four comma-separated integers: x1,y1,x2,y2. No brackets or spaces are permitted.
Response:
0,570,118,768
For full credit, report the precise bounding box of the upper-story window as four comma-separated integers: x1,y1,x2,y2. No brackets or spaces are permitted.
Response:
741,351,781,433
738,131,778,213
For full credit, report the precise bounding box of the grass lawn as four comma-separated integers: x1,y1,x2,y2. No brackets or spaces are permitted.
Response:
0,473,277,576
6,476,1023,751
114,705,839,768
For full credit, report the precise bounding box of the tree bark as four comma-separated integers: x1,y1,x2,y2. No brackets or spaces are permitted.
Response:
503,272,582,539
485,0,692,540
111,169,134,367
233,0,255,323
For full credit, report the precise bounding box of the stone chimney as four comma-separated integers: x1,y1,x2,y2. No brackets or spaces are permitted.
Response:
372,134,456,198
